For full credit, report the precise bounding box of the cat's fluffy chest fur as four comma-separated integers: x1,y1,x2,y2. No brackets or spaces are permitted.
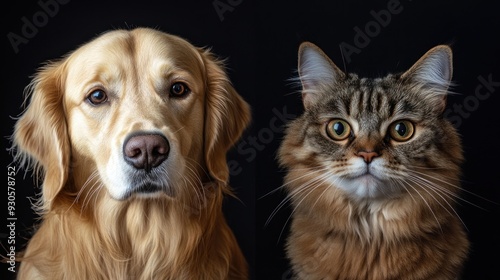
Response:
279,43,469,279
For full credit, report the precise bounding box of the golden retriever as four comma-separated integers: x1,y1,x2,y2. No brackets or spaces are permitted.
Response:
12,27,250,279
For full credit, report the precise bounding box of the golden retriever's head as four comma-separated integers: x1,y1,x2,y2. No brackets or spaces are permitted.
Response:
13,28,250,210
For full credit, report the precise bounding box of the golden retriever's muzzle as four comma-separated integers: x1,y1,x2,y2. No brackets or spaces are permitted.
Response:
123,132,172,198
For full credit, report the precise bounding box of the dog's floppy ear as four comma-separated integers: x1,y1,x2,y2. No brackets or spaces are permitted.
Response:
13,60,69,212
201,50,251,189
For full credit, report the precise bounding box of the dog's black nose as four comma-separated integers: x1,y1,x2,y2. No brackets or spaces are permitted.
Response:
123,133,169,171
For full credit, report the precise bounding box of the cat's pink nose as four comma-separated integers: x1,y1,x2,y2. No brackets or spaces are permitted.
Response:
357,151,379,163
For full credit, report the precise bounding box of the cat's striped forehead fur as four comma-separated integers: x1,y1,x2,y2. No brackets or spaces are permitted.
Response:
307,73,442,130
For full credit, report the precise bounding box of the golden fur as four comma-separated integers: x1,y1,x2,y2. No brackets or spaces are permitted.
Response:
13,28,250,279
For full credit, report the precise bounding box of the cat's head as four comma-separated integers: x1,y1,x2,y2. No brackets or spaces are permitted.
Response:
279,43,463,201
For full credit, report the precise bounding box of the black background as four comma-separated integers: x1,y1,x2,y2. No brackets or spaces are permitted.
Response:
1,0,499,279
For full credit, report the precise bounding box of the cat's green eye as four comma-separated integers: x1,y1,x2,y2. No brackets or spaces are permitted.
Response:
389,120,415,142
326,119,351,141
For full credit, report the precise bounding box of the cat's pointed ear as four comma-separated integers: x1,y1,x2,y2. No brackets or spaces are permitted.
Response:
298,42,345,109
401,45,453,112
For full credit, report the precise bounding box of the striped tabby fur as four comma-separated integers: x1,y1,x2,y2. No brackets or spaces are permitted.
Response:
278,43,469,279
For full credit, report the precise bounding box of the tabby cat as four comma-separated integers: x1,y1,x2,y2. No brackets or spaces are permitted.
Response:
278,43,469,279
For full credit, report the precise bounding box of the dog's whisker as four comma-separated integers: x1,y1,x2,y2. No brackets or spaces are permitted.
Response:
185,158,210,185
167,165,206,218
184,160,204,187
184,163,205,207
171,126,186,135
67,170,100,214
81,181,104,214
77,172,105,214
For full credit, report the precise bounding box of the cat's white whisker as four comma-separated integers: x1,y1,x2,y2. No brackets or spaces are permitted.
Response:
399,177,443,232
259,166,330,199
278,172,334,241
406,174,469,230
265,169,331,228
406,174,469,232
408,170,489,210
410,169,496,206
310,176,340,211
390,177,418,204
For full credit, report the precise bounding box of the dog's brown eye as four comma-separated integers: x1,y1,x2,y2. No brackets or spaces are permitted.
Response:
170,82,190,97
87,89,108,105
